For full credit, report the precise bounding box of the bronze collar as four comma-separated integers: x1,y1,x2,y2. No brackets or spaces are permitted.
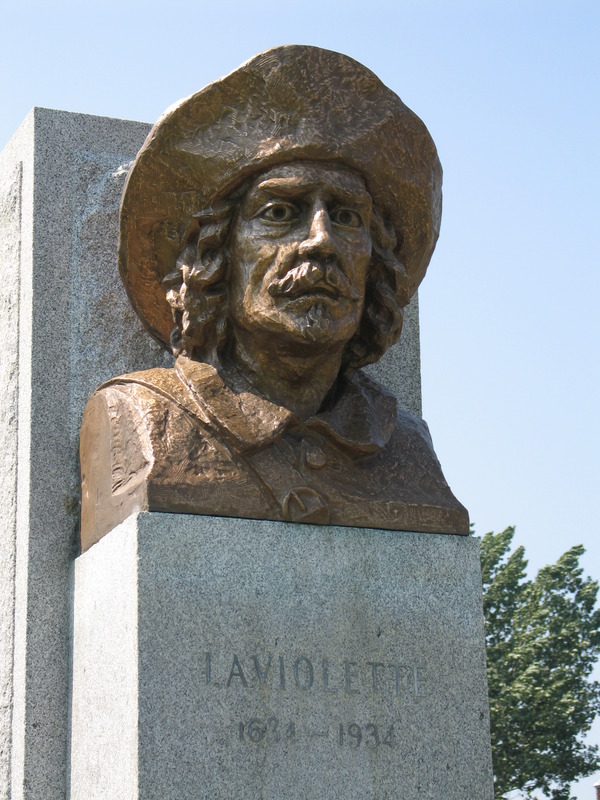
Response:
175,356,397,456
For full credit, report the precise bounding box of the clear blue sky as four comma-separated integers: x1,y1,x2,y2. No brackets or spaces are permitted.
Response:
2,1,599,796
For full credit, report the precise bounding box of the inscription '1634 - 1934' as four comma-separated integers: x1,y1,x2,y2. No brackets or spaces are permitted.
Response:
203,651,428,698
238,716,398,751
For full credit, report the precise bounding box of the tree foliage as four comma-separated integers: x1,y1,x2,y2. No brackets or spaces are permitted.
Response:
480,527,600,800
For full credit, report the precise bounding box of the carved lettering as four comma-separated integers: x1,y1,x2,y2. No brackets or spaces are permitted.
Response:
321,658,338,693
208,650,429,699
293,656,314,690
390,663,410,695
413,664,425,696
344,660,359,694
240,718,394,749
253,655,272,685
367,661,385,692
226,654,248,687
279,655,286,689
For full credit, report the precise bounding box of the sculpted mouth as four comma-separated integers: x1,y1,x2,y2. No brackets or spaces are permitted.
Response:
285,284,339,299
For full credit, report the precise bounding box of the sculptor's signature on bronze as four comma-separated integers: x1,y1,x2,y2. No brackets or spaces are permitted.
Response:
79,45,469,551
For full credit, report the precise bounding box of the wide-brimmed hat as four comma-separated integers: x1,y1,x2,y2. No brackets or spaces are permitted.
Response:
119,45,443,348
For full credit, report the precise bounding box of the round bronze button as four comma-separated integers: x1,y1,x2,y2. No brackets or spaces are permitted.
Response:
305,445,327,469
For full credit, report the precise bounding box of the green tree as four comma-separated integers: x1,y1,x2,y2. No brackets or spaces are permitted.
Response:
480,527,600,800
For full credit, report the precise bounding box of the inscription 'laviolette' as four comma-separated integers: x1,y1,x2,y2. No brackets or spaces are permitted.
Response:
204,652,427,698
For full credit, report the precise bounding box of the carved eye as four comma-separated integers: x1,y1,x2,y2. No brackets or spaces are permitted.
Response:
330,208,362,228
259,202,299,223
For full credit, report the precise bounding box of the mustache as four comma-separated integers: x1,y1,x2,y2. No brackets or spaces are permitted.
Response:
267,261,361,302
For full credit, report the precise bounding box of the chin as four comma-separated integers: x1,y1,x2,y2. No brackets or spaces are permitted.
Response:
275,297,360,342
279,309,359,348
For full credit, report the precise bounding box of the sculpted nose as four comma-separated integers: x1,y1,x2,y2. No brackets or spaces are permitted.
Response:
298,205,336,259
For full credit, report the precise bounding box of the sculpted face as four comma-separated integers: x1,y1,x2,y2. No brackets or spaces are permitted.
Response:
227,162,373,350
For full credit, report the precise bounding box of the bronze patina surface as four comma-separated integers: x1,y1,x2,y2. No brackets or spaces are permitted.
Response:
80,45,469,551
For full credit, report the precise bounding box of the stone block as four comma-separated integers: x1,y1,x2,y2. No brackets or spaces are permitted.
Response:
0,109,160,800
70,513,493,800
0,108,423,799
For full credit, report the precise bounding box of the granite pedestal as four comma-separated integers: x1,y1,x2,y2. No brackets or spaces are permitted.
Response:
70,513,493,800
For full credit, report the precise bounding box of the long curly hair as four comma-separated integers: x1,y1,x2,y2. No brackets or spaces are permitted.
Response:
164,191,410,372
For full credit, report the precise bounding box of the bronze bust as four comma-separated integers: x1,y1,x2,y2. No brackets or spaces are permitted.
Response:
79,45,469,551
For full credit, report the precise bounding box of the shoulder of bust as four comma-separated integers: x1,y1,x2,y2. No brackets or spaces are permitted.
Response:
96,366,181,395
394,408,438,463
341,369,436,453
86,364,217,431
394,406,435,446
87,366,198,412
